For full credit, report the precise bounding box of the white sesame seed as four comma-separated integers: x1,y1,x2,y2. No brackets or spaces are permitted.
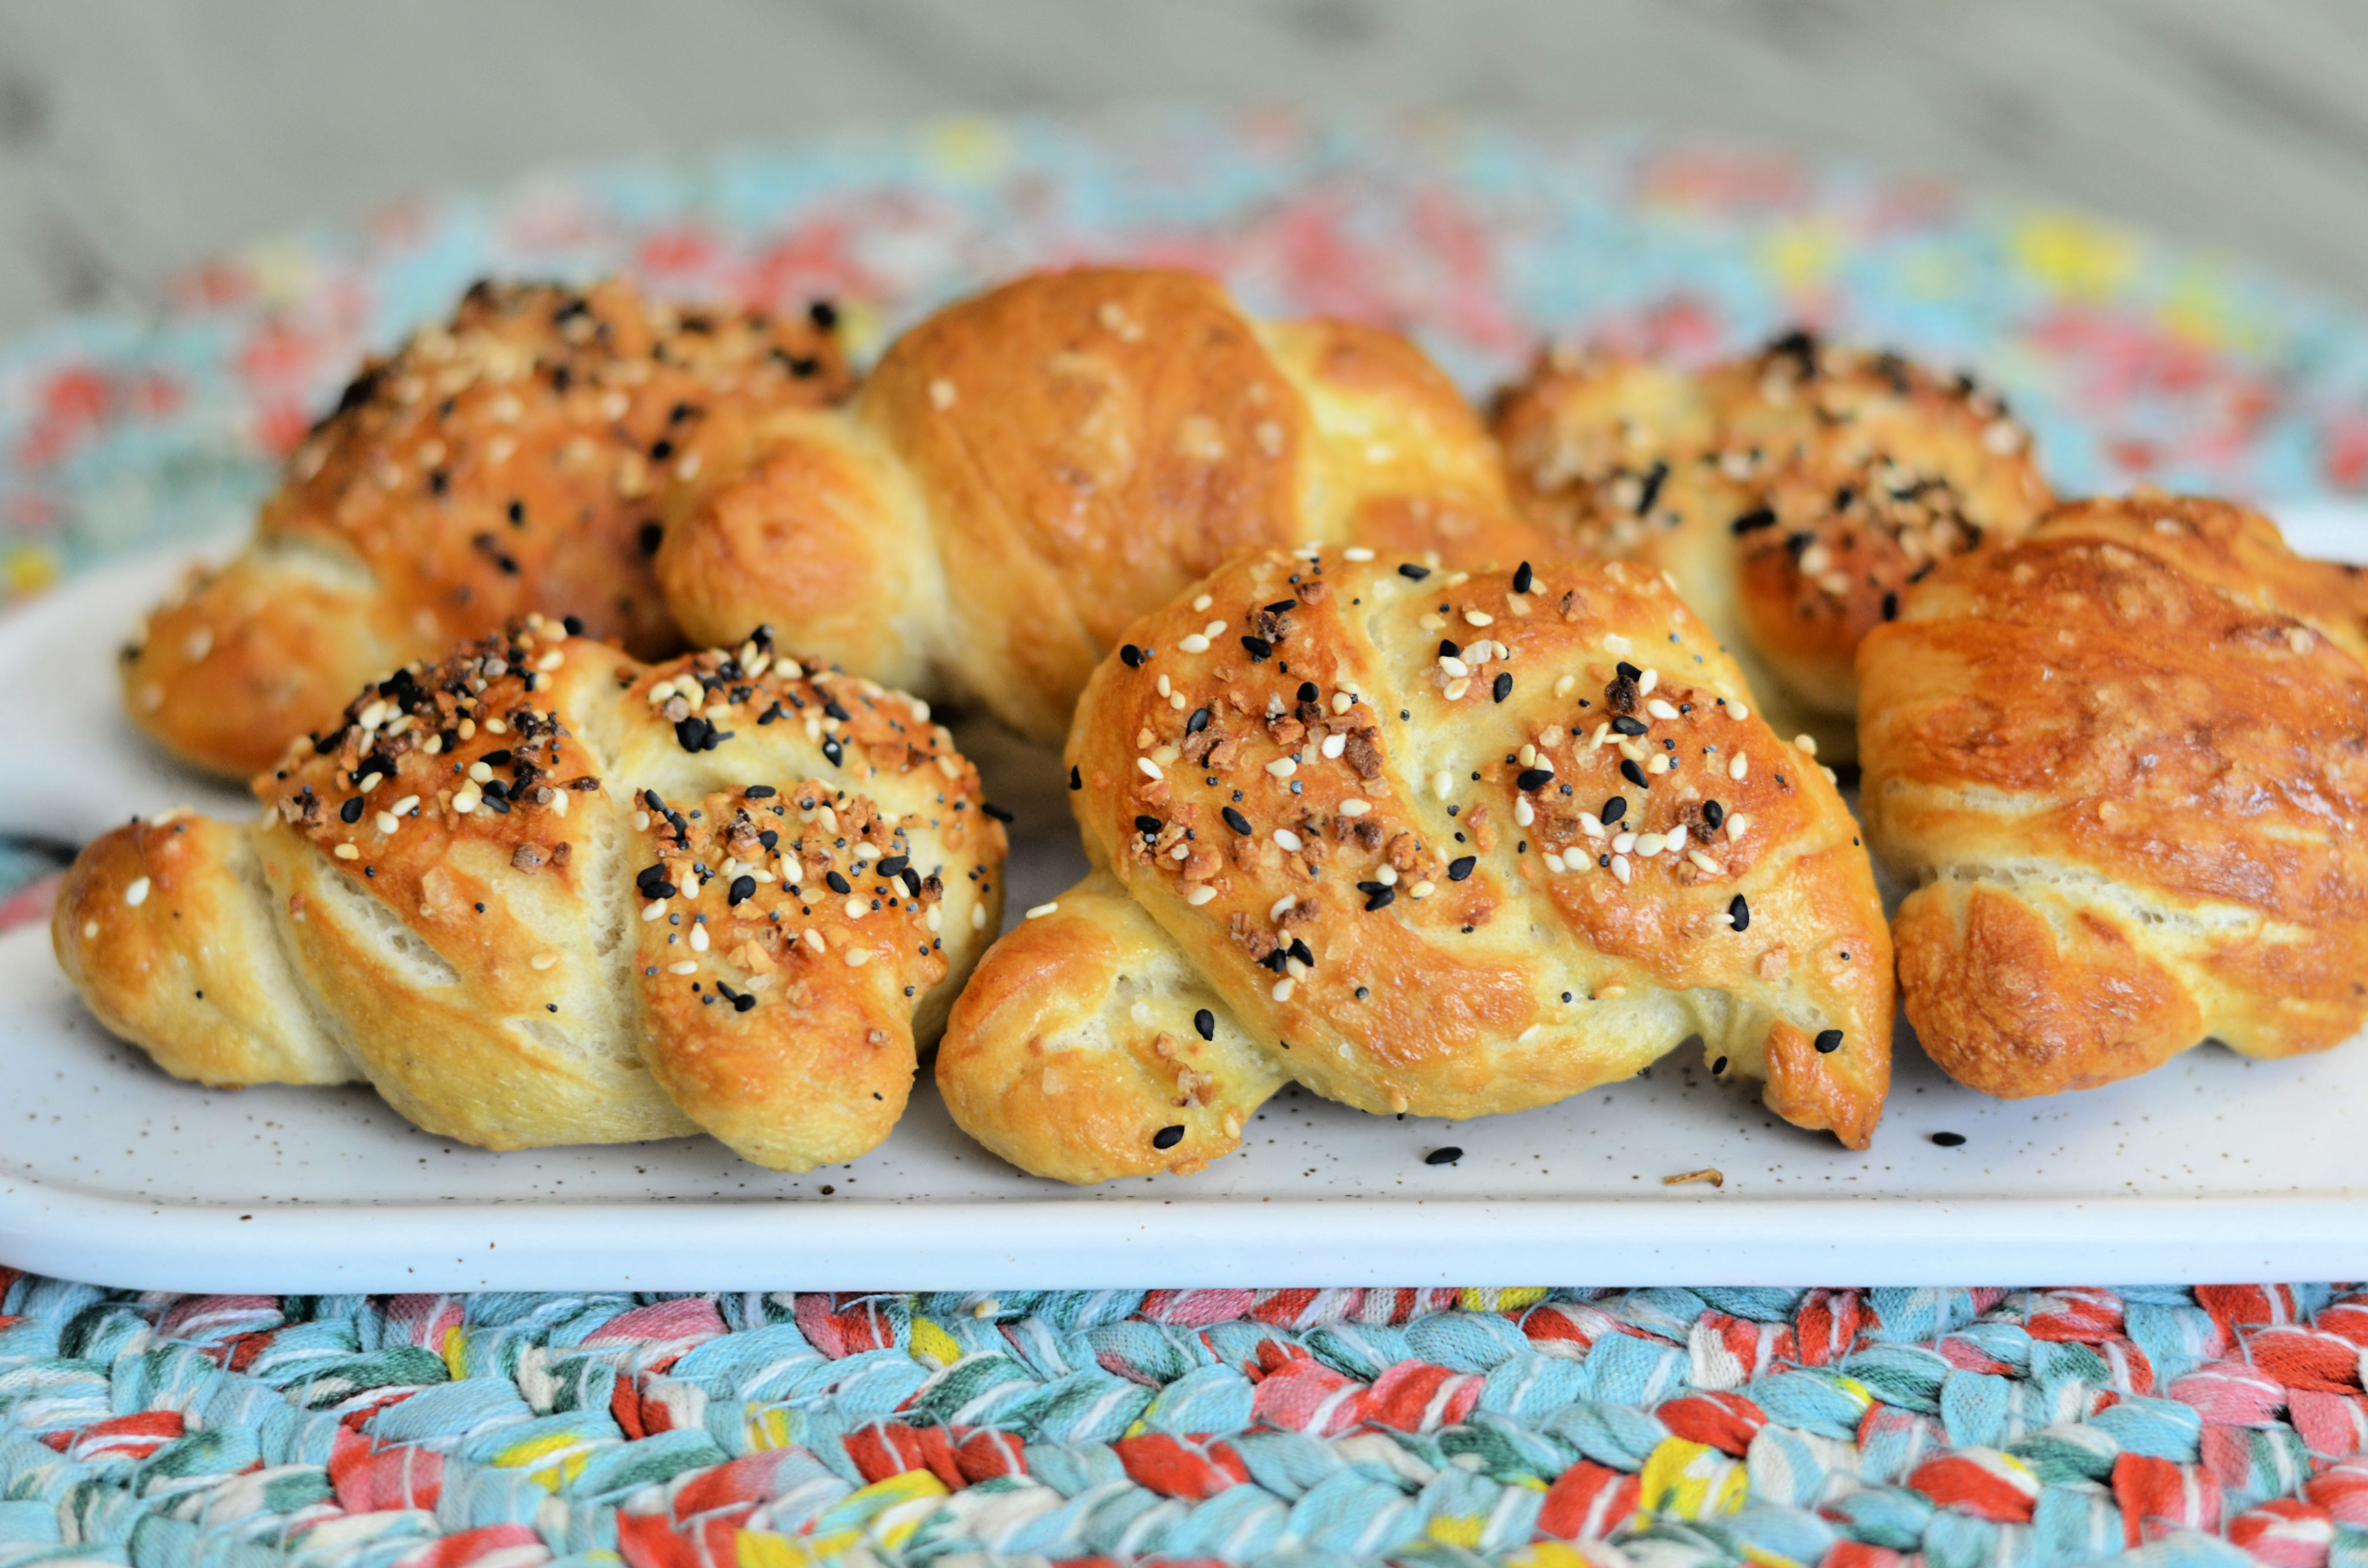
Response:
1689,850,1722,874
1179,635,1210,653
929,379,957,411
1544,851,1566,872
926,905,943,931
643,898,669,921
1445,678,1470,700
1331,692,1355,715
1026,903,1059,920
1344,546,1375,561
805,927,828,953
453,787,482,815
1138,757,1165,781
1727,813,1751,841
1666,824,1687,852
1730,753,1749,782
1409,880,1435,898
1433,769,1453,800
530,952,559,972
535,649,563,672
1646,754,1670,775
1794,733,1819,757
1274,829,1305,853
844,947,873,967
1590,723,1611,749
1612,831,1637,854
972,904,987,930
1266,757,1297,778
1157,674,1172,697
1339,798,1370,817
391,794,419,816
358,772,384,793
357,699,388,731
668,960,697,975
1185,885,1218,905
1611,855,1631,885
1638,668,1659,695
82,919,99,938
1420,613,1446,631
844,898,867,919
1320,733,1346,760
1554,674,1577,699
1514,798,1534,827
1579,813,1606,838
1271,978,1294,1001
375,811,400,834
1270,895,1298,921
693,923,713,951
1438,655,1470,679
124,877,151,908
334,844,361,861
1170,842,1190,859
1647,699,1680,721
1634,832,1664,857
1603,634,1632,655
469,761,494,784
1376,866,1397,886
485,719,507,735
1463,609,1494,627
1729,702,1749,722
1193,594,1213,611
2290,628,2315,654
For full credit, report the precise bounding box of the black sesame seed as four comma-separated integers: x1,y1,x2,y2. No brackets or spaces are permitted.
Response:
638,522,664,554
339,797,364,824
1135,815,1163,835
1438,638,1462,659
808,299,838,330
1223,807,1253,835
1703,800,1725,828
1297,682,1319,704
1512,561,1533,594
562,615,584,636
822,738,843,767
1612,715,1649,737
1492,672,1513,704
1363,885,1396,912
732,992,756,1014
1194,1008,1216,1042
1601,796,1627,826
1424,1147,1463,1166
745,785,776,798
1931,1131,1967,1148
1120,644,1144,668
1448,856,1475,881
482,749,513,767
1186,707,1211,736
826,871,852,896
1815,1029,1844,1054
1152,1125,1186,1150
1620,759,1648,788
1712,1056,1729,1076
1882,591,1900,622
900,868,922,897
821,698,852,723
982,803,1014,823
1516,767,1554,791
1398,563,1430,580
877,855,910,877
1241,635,1273,661
1729,893,1750,932
1615,661,1642,682
1070,766,1082,791
728,875,756,905
1287,938,1314,967
1730,508,1777,536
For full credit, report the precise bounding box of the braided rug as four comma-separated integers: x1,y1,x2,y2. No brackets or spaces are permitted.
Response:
4,1274,2365,1567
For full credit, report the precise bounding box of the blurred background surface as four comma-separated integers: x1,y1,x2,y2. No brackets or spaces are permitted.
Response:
1,0,2366,340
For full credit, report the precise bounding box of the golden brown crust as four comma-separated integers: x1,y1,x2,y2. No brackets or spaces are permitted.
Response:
938,547,1893,1183
65,616,1004,1169
1859,493,2368,1097
124,280,852,776
1495,335,2054,758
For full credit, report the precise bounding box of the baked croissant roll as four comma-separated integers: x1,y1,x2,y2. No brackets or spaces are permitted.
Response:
58,616,1005,1170
937,546,1893,1184
123,279,855,778
1858,493,2368,1099
128,267,1553,776
1493,334,2055,760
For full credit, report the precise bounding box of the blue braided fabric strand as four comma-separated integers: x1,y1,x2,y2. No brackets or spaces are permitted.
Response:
2,1277,2362,1568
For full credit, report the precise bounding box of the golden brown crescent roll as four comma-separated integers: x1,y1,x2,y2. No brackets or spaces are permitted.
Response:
60,616,1005,1170
1494,333,2055,760
121,280,854,778
657,267,1553,741
130,267,1552,778
937,546,1893,1184
1858,493,2368,1099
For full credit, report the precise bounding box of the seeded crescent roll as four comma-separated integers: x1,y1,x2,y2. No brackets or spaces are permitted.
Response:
1493,334,2055,761
936,548,1892,1184
129,268,1555,776
1859,493,2368,1099
122,280,855,778
60,616,1004,1170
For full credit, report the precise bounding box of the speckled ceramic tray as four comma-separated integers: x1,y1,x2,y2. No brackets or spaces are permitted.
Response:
6,526,2368,1292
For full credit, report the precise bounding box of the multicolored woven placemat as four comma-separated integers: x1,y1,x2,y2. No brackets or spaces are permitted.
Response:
7,114,2368,1565
4,1276,2365,1568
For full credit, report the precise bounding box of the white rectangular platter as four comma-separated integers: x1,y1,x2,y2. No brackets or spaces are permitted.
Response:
4,518,2367,1293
